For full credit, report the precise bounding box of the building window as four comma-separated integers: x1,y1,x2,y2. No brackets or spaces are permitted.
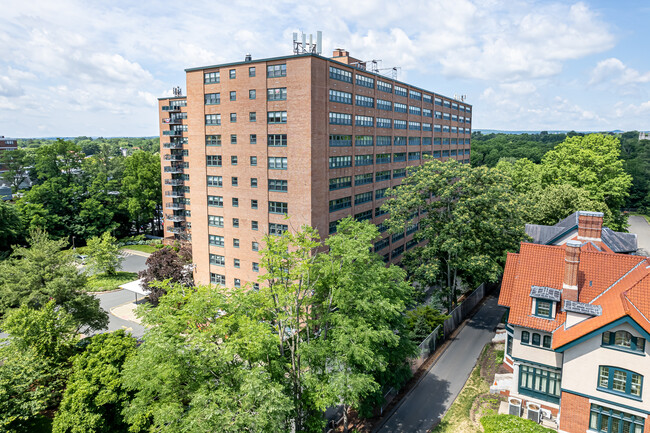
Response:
250,133,257,144
329,89,352,104
355,192,373,205
376,117,391,128
507,334,513,357
377,99,392,111
329,112,352,125
329,176,351,191
394,102,407,113
249,112,256,122
519,365,561,403
252,262,259,272
210,273,225,285
269,223,288,235
229,91,236,101
409,89,422,100
376,153,391,164
207,175,222,187
249,66,256,77
234,258,240,268
232,218,239,228
408,121,421,130
329,220,340,234
229,69,236,79
376,136,391,146
209,235,224,247
329,197,351,212
377,81,392,93
376,170,391,182
355,115,373,127
355,210,373,222
252,241,259,251
205,114,221,125
208,215,223,227
231,177,238,187
206,155,222,167
230,113,237,123
267,64,286,78
423,94,432,104
375,188,388,200
234,278,241,288
598,366,643,398
251,199,258,209
408,152,421,161
355,94,374,108
355,154,373,166
329,156,352,169
374,238,389,252
268,179,288,192
204,71,220,84
231,156,238,165
268,134,287,147
251,178,258,188
355,135,373,147
250,156,257,166
589,404,645,433
233,239,239,248
269,201,288,215
375,206,388,217
329,66,352,82
394,119,407,130
232,198,239,207
209,254,225,266
329,134,352,147
521,331,530,344
205,93,220,105
356,74,374,88
267,87,287,101
252,220,258,230
248,88,257,100
408,105,421,115
355,173,373,186
394,85,407,97
268,157,287,170
393,152,406,162
602,331,646,353
206,135,221,146
267,111,287,124
535,300,553,318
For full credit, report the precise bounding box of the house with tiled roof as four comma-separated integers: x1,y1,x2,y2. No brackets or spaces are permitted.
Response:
499,213,650,433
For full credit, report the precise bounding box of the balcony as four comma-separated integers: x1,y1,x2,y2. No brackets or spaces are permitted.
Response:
165,190,185,198
167,226,186,234
162,130,182,136
165,214,185,222
162,117,182,125
166,202,185,210
162,105,182,112
164,166,184,174
163,142,184,149
164,154,184,161
164,179,185,186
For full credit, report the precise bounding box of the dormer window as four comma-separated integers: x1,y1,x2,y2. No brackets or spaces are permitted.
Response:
535,300,553,318
530,286,560,319
602,330,646,353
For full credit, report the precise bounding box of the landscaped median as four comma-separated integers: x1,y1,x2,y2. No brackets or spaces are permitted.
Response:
86,271,138,293
431,342,553,433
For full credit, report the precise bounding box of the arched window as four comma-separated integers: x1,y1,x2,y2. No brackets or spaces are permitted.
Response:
602,330,646,353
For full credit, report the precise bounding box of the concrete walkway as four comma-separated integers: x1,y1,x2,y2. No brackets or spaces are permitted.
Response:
628,215,650,256
376,295,505,433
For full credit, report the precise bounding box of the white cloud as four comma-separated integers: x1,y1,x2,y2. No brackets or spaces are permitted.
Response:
590,58,650,87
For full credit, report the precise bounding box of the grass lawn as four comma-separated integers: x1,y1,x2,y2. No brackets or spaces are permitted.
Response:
121,244,158,254
481,414,554,432
87,271,138,292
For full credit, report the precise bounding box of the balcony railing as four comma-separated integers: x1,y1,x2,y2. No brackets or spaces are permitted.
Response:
162,130,182,136
162,105,182,112
167,226,186,234
165,191,185,198
163,166,184,174
164,179,185,186
164,154,184,161
165,203,185,210
162,118,182,125
163,142,184,149
165,214,185,222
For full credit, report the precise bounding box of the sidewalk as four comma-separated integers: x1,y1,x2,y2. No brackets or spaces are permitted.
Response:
110,298,148,324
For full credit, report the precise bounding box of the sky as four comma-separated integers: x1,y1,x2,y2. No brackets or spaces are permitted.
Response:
1,0,649,137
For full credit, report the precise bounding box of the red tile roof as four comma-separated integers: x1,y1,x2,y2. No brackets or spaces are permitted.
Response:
499,242,650,348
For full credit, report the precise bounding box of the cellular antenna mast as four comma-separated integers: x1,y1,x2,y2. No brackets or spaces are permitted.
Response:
293,31,322,55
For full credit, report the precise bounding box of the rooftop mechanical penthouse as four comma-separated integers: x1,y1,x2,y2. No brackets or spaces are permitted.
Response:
158,48,472,287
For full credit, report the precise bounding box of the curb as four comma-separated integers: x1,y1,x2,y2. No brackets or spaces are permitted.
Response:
372,294,495,433
87,288,125,295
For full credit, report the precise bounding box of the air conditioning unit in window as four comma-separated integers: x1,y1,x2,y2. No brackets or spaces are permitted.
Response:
527,402,541,423
508,397,522,417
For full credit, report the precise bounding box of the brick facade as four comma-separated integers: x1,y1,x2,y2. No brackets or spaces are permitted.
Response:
559,391,590,433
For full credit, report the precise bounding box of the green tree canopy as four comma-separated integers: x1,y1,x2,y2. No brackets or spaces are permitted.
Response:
86,231,123,276
121,151,161,235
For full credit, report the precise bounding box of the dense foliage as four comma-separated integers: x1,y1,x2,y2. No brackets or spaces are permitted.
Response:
138,244,193,305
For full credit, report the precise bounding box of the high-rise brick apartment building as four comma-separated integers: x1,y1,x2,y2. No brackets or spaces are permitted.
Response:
0,136,17,173
159,49,472,287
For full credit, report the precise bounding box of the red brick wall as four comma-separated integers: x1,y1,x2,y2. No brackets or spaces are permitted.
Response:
559,391,589,433
645,415,650,433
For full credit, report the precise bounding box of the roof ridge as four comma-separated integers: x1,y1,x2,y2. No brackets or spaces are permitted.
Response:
591,259,648,304
623,290,650,326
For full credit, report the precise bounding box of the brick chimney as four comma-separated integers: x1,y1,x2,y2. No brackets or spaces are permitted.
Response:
577,211,603,241
332,48,349,58
563,240,582,302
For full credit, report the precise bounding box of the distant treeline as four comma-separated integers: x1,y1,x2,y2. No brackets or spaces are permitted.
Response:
18,136,160,155
470,131,650,212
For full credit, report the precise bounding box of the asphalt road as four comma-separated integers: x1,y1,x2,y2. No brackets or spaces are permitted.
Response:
376,295,505,433
94,289,146,338
628,215,650,256
119,252,149,273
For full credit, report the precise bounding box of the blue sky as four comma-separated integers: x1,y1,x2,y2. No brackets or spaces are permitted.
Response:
0,0,649,137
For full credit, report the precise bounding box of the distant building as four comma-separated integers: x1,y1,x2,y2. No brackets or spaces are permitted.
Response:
158,48,473,287
0,185,11,201
0,136,17,173
639,132,650,141
499,211,650,432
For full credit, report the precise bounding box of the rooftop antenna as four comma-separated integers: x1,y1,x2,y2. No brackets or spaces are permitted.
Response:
453,94,467,102
172,86,182,97
293,30,322,55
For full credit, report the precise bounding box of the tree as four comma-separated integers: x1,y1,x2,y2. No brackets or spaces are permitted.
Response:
0,301,79,430
86,231,123,276
383,159,528,309
122,285,292,433
524,183,611,226
0,229,108,331
0,148,31,193
138,245,193,305
52,331,137,433
307,218,416,431
0,200,23,255
121,151,161,235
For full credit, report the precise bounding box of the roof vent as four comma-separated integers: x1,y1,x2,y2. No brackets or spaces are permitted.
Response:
245,53,252,62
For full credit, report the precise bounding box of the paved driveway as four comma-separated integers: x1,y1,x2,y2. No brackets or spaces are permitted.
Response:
628,215,650,256
376,295,505,433
94,289,146,338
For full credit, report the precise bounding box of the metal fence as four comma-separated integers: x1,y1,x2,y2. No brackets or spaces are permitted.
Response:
378,282,489,415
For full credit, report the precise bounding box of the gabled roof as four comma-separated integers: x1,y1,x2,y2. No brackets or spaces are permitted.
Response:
499,242,650,348
525,211,637,253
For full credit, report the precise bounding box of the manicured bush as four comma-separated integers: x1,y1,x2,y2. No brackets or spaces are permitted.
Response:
481,414,554,433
